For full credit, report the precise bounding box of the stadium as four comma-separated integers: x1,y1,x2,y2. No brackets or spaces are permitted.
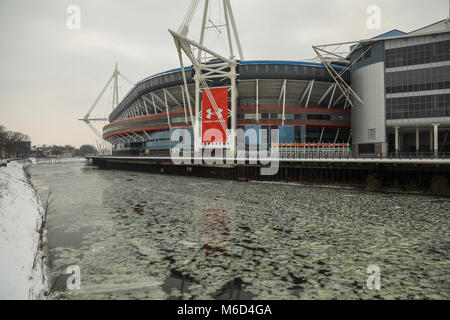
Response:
94,0,450,159
103,60,352,156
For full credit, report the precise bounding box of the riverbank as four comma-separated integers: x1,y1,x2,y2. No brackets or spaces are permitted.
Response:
0,160,47,299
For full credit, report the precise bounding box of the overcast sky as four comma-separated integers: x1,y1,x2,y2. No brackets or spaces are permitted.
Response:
0,0,448,147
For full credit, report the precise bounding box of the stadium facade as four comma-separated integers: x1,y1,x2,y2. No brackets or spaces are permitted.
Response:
103,61,352,156
102,16,450,158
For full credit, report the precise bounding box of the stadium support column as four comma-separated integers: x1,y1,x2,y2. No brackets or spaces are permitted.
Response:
194,71,201,156
416,128,420,154
112,63,119,110
394,127,400,156
80,63,134,145
256,79,259,122
230,62,237,156
430,128,433,152
433,124,440,158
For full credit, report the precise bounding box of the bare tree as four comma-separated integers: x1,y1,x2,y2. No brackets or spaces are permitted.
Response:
0,126,7,144
0,125,31,158
0,126,7,159
74,144,97,156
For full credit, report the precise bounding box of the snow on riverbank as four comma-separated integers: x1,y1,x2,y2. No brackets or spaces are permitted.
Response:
33,157,88,165
0,160,47,299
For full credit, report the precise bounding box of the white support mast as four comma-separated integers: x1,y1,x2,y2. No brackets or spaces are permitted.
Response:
311,37,385,108
112,62,120,111
447,0,450,23
79,62,135,148
169,0,244,156
312,45,364,107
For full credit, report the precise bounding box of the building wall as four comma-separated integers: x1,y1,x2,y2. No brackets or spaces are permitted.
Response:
385,32,450,124
384,32,450,154
351,61,387,154
351,31,450,155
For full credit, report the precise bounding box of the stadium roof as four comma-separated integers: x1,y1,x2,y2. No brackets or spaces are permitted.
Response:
136,60,348,87
127,60,348,99
348,20,449,57
350,29,407,51
373,29,407,39
409,19,450,34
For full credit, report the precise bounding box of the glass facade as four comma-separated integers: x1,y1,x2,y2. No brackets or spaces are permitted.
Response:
386,65,450,94
385,37,450,121
385,40,450,68
386,94,450,120
351,30,450,156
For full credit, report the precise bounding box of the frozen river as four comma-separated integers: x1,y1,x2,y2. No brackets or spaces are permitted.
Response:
29,160,449,299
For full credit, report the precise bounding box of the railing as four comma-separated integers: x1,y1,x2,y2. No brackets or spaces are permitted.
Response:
236,144,353,160
102,145,450,161
174,146,355,160
276,145,353,160
386,152,450,159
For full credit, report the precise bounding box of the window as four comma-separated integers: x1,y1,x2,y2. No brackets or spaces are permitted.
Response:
368,129,376,140
307,115,330,120
386,94,450,120
359,144,375,154
363,48,372,60
385,65,450,94
385,40,450,68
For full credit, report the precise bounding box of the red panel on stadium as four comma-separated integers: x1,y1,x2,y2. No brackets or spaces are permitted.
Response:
201,88,228,143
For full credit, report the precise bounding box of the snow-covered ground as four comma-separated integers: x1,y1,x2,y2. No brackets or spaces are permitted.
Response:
33,157,88,165
0,160,47,299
